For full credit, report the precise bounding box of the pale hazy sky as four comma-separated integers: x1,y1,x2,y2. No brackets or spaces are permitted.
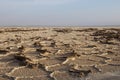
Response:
0,0,120,26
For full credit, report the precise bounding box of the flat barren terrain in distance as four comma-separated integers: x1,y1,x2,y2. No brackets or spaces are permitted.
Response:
0,27,120,80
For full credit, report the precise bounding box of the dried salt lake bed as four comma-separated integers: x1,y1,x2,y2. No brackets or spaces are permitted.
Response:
0,27,120,80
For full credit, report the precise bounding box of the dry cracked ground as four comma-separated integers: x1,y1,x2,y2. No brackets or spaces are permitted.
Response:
0,27,120,80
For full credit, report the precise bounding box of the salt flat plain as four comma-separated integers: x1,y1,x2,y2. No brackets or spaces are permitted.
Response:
0,27,120,80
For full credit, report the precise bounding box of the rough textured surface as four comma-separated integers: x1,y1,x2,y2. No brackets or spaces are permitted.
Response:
0,27,120,80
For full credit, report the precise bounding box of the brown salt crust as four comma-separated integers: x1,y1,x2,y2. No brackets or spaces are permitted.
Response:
7,67,48,78
38,57,63,66
86,71,120,80
15,76,52,80
73,65,101,73
68,68,92,77
53,28,73,33
0,68,13,75
50,71,81,80
0,75,14,80
95,64,120,73
62,57,101,66
45,64,72,72
0,49,9,54
39,40,55,47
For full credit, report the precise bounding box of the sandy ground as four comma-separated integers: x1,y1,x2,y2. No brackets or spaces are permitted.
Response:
0,27,120,80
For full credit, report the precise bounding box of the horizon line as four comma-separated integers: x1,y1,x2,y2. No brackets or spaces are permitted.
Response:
0,25,120,27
